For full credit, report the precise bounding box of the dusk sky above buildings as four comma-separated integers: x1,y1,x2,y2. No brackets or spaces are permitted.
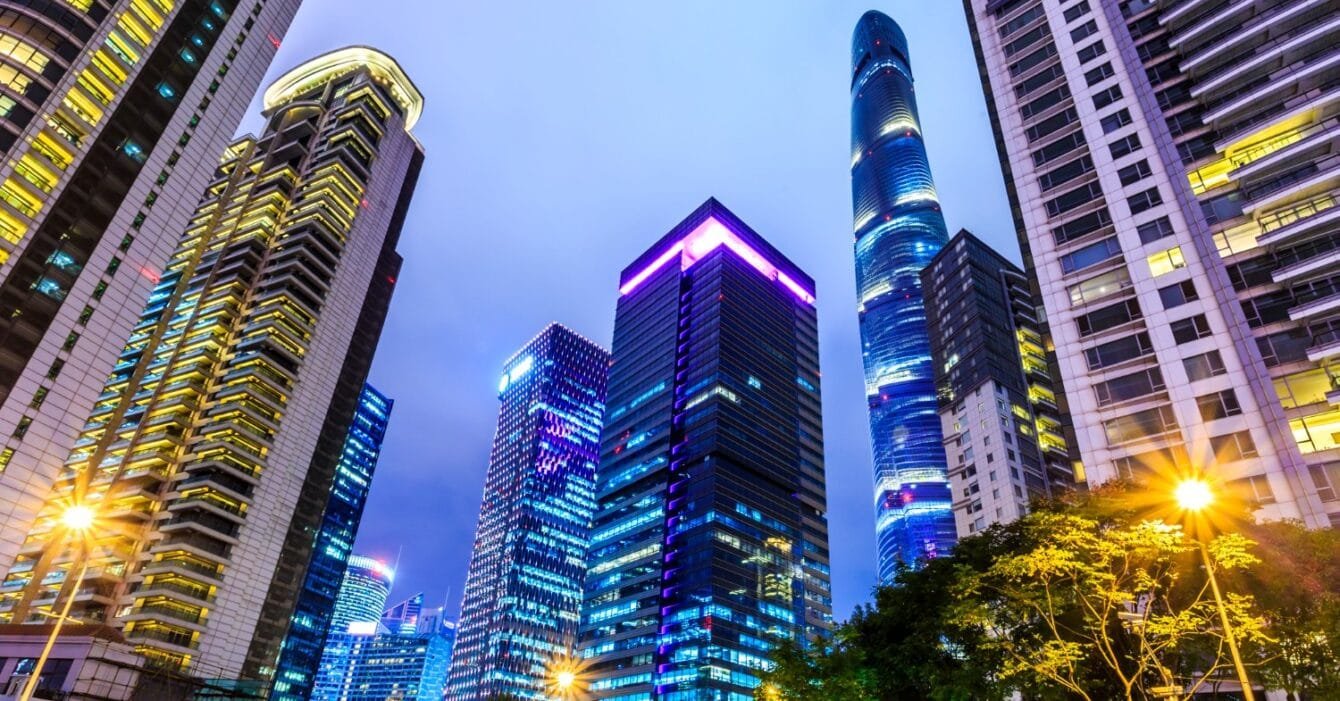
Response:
241,1,1017,620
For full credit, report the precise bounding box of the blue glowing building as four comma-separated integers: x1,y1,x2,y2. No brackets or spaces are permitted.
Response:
444,324,609,700
272,386,394,699
311,629,452,701
851,10,956,580
578,199,832,699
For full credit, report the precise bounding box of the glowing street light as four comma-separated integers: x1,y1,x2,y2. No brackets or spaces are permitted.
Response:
17,505,97,701
61,505,94,532
1172,479,1256,701
554,669,576,690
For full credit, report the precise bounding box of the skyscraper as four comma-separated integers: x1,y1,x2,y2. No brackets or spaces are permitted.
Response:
0,45,425,685
311,628,451,701
963,0,1333,526
273,385,394,700
578,199,832,699
381,592,422,636
0,0,304,578
446,323,609,700
328,556,395,634
851,10,958,580
923,230,1075,536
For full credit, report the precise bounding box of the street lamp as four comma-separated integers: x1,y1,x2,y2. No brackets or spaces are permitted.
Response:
1174,479,1256,701
554,670,576,690
17,505,96,701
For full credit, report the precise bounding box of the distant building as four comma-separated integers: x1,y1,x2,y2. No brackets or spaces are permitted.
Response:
446,324,609,700
923,230,1076,536
382,593,423,636
578,199,832,698
327,556,396,636
273,386,394,700
310,630,450,701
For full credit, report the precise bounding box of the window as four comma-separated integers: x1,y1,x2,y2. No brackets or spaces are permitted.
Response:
1146,245,1185,276
1093,85,1123,109
1158,280,1198,309
1004,25,1049,57
1100,108,1131,133
119,234,134,251
92,281,107,300
1085,332,1154,369
1016,64,1066,98
106,257,121,275
1171,314,1212,344
29,387,47,409
1114,445,1190,479
1052,208,1112,245
1060,236,1121,274
1032,131,1086,166
1077,298,1141,336
62,332,78,351
1110,133,1142,159
1085,62,1115,86
1063,1,1091,22
1026,108,1079,143
12,416,31,439
1046,181,1103,217
77,305,93,325
1308,463,1340,502
1118,160,1152,186
1196,390,1241,421
1094,368,1165,406
1229,474,1275,506
1010,44,1059,78
1068,267,1130,305
0,447,12,475
1211,431,1259,462
46,359,64,379
1069,20,1098,42
1038,155,1094,191
1183,350,1226,381
1077,41,1106,63
1103,405,1178,444
1136,216,1174,243
999,4,1046,38
1021,85,1071,119
1127,187,1163,215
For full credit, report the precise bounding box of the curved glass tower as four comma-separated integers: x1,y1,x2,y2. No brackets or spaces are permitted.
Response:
851,10,956,581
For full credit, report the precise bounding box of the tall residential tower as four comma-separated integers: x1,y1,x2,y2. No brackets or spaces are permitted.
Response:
963,0,1333,525
851,10,957,580
578,199,832,699
0,46,425,684
445,323,609,700
0,0,303,576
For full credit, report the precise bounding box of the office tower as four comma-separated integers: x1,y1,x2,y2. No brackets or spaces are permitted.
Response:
328,556,395,634
923,230,1075,537
0,45,426,684
414,604,455,638
381,592,422,635
0,0,303,578
963,0,1333,526
851,10,957,580
311,629,451,701
578,199,832,698
273,385,394,700
446,323,609,701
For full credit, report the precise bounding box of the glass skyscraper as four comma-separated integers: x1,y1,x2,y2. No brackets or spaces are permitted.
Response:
311,630,451,701
329,556,395,634
851,10,957,580
273,386,394,700
578,199,832,699
445,323,609,700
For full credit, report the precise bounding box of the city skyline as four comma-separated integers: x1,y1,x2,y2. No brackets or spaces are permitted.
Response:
255,0,1017,621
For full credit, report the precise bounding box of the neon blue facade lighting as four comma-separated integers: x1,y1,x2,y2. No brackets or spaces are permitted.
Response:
445,324,609,700
851,11,957,581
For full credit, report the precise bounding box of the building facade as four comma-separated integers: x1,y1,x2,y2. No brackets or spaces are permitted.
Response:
445,323,609,700
327,555,395,635
381,592,422,636
923,230,1075,537
0,45,425,684
272,386,394,700
963,0,1333,525
311,629,450,701
851,10,958,580
0,0,304,579
578,199,832,699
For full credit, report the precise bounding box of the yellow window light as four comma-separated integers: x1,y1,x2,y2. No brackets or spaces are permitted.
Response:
1146,246,1186,277
14,154,57,193
61,90,104,126
32,132,74,170
0,177,42,217
91,48,129,84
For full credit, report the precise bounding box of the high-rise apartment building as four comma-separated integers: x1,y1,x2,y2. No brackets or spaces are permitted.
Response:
923,230,1075,536
0,45,425,685
963,0,1333,526
0,0,304,577
311,628,451,701
578,199,832,699
273,385,394,700
445,323,609,700
851,10,957,580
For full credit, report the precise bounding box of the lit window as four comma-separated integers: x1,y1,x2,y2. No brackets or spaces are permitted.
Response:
1146,246,1185,277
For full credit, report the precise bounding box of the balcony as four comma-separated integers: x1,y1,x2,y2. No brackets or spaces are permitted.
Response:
1289,289,1340,321
1203,54,1340,127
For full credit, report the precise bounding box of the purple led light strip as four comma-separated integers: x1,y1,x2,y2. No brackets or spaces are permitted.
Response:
619,218,816,305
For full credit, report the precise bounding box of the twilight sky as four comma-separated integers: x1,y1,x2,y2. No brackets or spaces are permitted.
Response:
240,1,1017,620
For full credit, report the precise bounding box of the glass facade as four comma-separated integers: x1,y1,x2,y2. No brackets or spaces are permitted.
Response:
311,630,451,701
445,323,609,700
273,387,394,700
851,11,957,580
578,199,832,700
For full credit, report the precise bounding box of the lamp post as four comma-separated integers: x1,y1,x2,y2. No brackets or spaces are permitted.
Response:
1174,479,1256,701
17,505,95,701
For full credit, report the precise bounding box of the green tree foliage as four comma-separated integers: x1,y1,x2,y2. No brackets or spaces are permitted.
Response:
759,486,1340,700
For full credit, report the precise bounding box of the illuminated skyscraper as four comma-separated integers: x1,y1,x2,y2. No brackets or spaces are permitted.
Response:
445,323,609,700
578,199,832,698
0,0,303,578
381,592,422,635
329,556,395,634
0,45,425,686
312,628,451,701
273,385,394,700
851,10,957,580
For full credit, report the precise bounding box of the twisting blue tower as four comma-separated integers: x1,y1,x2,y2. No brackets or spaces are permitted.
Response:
851,10,956,581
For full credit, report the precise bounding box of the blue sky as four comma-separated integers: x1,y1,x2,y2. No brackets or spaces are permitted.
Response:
242,1,1017,620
